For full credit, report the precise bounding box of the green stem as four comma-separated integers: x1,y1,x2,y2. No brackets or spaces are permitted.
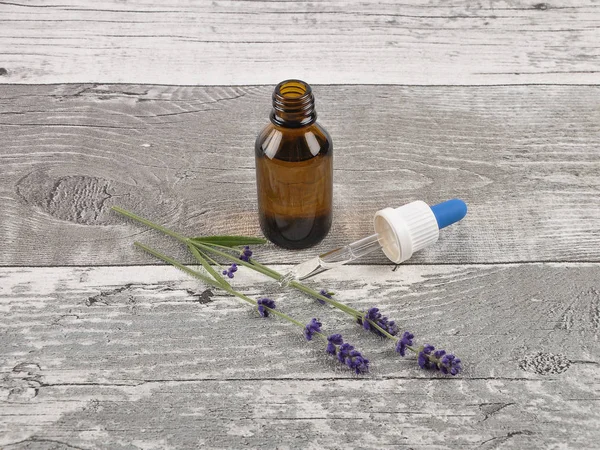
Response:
112,206,188,243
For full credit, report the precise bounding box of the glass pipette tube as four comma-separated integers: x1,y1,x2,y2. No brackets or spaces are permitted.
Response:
285,233,382,281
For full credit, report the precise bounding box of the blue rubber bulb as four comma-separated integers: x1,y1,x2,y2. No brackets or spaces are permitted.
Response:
430,199,467,229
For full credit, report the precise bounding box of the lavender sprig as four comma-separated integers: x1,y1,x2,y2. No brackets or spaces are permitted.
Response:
111,206,459,376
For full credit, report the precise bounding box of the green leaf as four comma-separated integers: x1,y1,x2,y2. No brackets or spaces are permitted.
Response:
190,236,267,247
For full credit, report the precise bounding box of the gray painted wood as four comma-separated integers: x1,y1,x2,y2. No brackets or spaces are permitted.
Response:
1,264,599,449
1,0,599,85
1,84,599,266
2,1,599,444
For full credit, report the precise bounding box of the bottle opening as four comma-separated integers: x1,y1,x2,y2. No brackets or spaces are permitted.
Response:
271,79,317,128
277,80,310,99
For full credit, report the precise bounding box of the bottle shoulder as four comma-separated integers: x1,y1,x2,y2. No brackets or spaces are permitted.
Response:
255,122,332,161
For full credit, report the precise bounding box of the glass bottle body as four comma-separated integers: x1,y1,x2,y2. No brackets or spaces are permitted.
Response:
255,121,332,249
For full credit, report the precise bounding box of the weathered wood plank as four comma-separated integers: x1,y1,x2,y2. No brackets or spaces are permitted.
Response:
1,264,599,448
1,84,599,266
0,0,599,85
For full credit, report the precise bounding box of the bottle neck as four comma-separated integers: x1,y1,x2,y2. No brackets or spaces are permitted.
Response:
270,80,317,128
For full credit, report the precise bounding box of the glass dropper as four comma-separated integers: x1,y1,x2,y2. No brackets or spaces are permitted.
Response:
284,199,467,282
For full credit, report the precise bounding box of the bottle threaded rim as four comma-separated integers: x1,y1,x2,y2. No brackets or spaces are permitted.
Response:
271,79,317,128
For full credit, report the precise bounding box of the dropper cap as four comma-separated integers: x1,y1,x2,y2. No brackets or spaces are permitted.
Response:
373,199,467,264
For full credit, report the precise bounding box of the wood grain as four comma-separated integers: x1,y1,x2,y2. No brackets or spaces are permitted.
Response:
1,264,599,448
0,0,599,85
1,84,600,266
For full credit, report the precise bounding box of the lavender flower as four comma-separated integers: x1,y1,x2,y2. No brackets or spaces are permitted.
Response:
358,307,399,337
303,318,322,341
239,246,253,262
256,298,276,317
318,289,333,305
337,343,370,374
418,344,462,376
325,334,369,374
440,353,462,376
395,331,414,357
326,334,343,355
222,263,238,279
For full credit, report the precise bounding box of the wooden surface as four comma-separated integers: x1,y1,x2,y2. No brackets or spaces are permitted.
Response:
1,0,600,449
1,0,600,85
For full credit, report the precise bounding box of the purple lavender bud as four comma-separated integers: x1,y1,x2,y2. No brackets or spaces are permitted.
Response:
340,343,368,373
256,298,276,317
440,353,462,376
362,307,399,337
303,318,322,341
222,263,238,279
326,342,336,355
337,343,352,363
396,341,407,357
418,346,462,376
395,331,414,357
327,334,344,345
347,356,363,373
239,246,253,262
434,350,446,359
348,354,370,375
324,335,368,374
423,344,435,354
318,289,333,305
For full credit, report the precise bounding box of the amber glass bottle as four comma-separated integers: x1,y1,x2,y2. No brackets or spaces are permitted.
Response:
255,80,333,249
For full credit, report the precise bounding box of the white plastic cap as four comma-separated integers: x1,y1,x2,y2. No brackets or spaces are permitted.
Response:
373,200,439,264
